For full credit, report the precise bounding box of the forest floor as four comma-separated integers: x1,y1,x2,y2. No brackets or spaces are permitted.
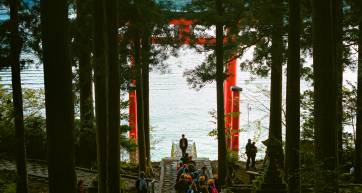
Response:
210,160,264,184
0,170,48,193
0,161,162,193
0,160,265,193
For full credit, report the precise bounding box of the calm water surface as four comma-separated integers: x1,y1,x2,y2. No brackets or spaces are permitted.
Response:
3,47,354,161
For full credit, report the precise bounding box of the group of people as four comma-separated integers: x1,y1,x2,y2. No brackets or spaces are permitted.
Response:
175,154,218,193
176,134,218,193
135,135,258,193
245,139,258,170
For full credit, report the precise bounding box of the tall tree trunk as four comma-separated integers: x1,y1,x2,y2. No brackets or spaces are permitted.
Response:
216,0,227,187
40,0,76,192
76,0,96,167
141,32,152,169
285,0,301,192
313,0,338,191
93,0,108,191
269,0,284,168
135,34,147,173
334,0,343,167
105,0,120,191
355,1,362,183
10,0,28,192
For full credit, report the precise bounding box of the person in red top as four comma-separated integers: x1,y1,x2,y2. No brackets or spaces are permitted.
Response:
179,134,188,158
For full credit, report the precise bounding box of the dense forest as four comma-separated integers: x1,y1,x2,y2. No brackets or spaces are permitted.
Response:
0,0,361,193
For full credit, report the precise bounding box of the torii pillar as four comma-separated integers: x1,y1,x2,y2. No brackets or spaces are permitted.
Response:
224,59,241,154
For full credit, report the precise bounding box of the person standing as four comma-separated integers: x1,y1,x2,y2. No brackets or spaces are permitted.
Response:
250,142,258,169
180,134,188,158
245,139,252,169
136,171,148,193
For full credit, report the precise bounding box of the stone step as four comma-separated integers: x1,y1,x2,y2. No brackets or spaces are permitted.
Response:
159,157,213,193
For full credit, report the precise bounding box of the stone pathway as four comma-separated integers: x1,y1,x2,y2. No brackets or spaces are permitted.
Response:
0,159,97,187
160,159,177,193
1,142,213,193
159,142,213,193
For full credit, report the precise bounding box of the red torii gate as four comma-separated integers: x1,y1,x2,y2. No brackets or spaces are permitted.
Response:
129,18,242,154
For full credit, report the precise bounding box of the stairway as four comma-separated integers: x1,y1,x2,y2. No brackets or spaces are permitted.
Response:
159,141,213,193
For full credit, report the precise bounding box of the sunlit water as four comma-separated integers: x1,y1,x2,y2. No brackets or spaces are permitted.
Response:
0,46,357,161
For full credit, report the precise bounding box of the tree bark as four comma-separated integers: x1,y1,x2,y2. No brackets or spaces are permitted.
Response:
285,0,301,192
313,0,338,191
269,0,284,168
355,1,362,183
105,0,120,191
334,0,343,167
10,0,28,192
40,0,76,192
76,0,96,167
93,0,108,191
141,32,152,168
216,0,227,187
135,34,147,173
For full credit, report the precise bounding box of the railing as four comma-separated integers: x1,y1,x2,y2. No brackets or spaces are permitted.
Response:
171,140,197,159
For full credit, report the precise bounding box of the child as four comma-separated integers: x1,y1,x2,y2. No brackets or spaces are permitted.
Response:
207,179,218,193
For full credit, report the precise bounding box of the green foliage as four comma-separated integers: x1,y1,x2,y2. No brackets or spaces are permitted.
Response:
0,0,42,69
183,0,246,90
0,86,47,158
120,161,139,171
0,170,16,193
0,85,135,167
251,175,264,193
300,139,315,185
300,90,314,140
3,183,16,193
120,125,137,152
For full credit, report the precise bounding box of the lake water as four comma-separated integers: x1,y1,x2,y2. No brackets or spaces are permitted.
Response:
0,46,357,161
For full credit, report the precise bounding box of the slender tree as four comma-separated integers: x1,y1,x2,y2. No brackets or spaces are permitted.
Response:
10,0,28,192
285,0,301,192
93,0,108,191
141,31,152,169
76,0,96,167
268,0,284,167
134,32,147,173
355,0,362,183
105,0,120,191
313,0,338,191
215,0,227,187
40,0,76,192
334,0,343,167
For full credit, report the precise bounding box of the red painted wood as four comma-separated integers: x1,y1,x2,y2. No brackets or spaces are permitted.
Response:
224,59,237,149
231,89,240,152
129,56,138,141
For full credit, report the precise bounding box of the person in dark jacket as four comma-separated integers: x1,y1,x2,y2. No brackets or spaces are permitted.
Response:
250,142,258,169
180,134,188,157
175,174,190,193
136,171,148,193
245,139,252,169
